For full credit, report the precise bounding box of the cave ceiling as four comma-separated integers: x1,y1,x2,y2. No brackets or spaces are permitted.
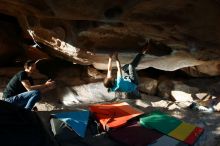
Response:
0,0,220,76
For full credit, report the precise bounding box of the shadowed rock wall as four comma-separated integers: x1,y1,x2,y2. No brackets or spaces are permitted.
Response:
0,0,220,76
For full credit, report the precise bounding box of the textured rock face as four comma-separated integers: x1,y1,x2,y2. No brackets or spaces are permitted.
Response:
0,0,220,75
0,14,23,65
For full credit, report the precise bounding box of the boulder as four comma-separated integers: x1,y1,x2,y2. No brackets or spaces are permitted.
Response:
138,77,158,95
158,78,220,101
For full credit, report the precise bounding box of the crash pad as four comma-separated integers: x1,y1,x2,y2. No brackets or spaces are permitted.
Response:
140,111,182,134
168,122,196,141
52,110,90,138
140,111,204,145
89,102,143,130
109,121,163,146
148,135,188,146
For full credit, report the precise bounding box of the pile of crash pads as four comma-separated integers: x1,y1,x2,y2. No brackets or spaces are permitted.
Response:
50,102,204,146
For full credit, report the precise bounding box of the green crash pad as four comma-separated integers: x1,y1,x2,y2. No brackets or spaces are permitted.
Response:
140,111,182,134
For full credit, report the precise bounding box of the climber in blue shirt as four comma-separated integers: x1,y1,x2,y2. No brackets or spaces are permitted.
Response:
103,44,149,98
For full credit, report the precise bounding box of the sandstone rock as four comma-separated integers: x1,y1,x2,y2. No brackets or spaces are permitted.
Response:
59,82,121,106
0,18,23,65
138,77,158,95
24,46,49,61
171,91,193,102
157,80,174,100
87,65,105,79
158,78,220,101
181,61,220,77
195,93,211,100
1,1,220,77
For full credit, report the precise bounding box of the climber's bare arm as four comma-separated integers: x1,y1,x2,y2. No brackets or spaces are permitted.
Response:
107,53,113,78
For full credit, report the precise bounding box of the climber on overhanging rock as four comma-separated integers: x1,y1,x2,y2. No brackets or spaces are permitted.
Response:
103,44,149,99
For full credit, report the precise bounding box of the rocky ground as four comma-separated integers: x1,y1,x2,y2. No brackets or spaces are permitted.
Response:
0,66,220,146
